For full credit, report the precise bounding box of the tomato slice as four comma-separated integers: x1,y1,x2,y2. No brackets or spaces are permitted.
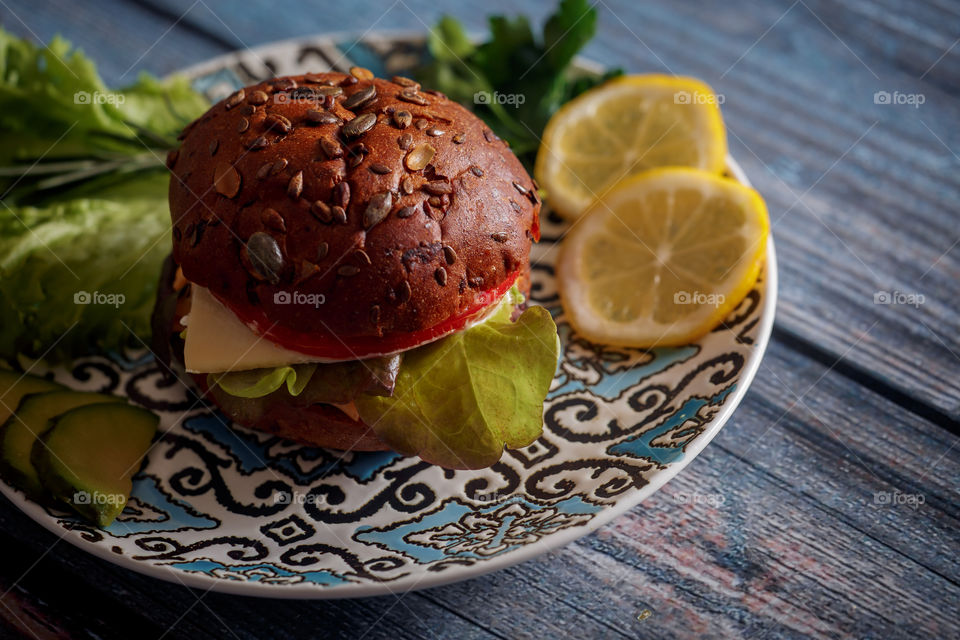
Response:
214,271,519,361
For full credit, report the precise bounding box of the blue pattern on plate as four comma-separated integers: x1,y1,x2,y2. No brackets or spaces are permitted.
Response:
105,349,156,371
550,322,699,400
0,35,771,596
333,41,387,75
183,412,402,483
171,560,350,586
354,496,602,563
107,476,218,536
190,67,244,101
607,384,737,464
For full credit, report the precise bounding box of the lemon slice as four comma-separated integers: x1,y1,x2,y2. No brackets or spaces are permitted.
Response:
535,74,727,219
557,168,768,348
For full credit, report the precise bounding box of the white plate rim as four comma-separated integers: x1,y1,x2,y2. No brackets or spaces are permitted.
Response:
0,33,778,599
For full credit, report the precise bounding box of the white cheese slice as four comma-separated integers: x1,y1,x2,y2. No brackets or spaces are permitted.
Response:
183,286,319,373
183,284,514,374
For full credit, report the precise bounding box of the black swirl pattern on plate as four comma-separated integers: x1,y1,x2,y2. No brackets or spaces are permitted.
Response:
134,535,269,562
304,462,437,524
281,544,408,583
126,366,198,412
69,360,120,393
165,434,291,517
524,458,653,503
627,353,744,428
0,35,772,594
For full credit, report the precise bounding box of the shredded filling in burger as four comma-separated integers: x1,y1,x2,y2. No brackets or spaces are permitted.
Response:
153,71,560,470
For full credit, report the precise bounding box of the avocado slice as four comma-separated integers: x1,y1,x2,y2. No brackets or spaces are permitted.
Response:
0,390,124,497
0,369,62,426
33,403,158,527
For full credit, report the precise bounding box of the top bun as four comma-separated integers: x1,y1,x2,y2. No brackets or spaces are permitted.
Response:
167,71,540,342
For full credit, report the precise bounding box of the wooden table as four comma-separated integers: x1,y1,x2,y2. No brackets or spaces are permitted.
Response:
1,1,957,638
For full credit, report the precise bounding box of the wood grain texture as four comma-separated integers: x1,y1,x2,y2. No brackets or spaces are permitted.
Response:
0,0,226,83
622,0,960,419
0,0,957,638
97,0,960,418
4,0,957,414
0,342,956,639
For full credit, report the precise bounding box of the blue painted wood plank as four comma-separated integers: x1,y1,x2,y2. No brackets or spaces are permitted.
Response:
111,0,960,416
3,0,958,413
127,0,559,59
0,1,957,638
0,340,957,638
800,0,960,93
0,0,229,83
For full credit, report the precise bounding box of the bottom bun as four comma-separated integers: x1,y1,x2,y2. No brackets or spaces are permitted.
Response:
191,373,391,452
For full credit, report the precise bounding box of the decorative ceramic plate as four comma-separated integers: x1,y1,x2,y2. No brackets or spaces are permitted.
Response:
0,34,777,598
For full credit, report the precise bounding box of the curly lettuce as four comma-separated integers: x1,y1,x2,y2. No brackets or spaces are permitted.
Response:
0,28,209,361
209,355,400,402
211,364,318,398
0,28,207,188
355,290,560,469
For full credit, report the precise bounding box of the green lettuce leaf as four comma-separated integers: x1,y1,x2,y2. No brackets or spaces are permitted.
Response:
0,28,209,361
0,171,175,360
0,27,207,183
210,364,318,398
209,353,402,402
355,292,560,469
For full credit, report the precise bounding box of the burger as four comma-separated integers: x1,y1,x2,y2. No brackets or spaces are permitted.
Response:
152,70,560,470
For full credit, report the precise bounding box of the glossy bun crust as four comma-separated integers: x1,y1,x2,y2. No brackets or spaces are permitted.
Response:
168,71,540,341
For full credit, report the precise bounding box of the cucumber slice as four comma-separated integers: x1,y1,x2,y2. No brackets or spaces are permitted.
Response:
0,370,62,426
0,390,124,497
34,403,158,527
